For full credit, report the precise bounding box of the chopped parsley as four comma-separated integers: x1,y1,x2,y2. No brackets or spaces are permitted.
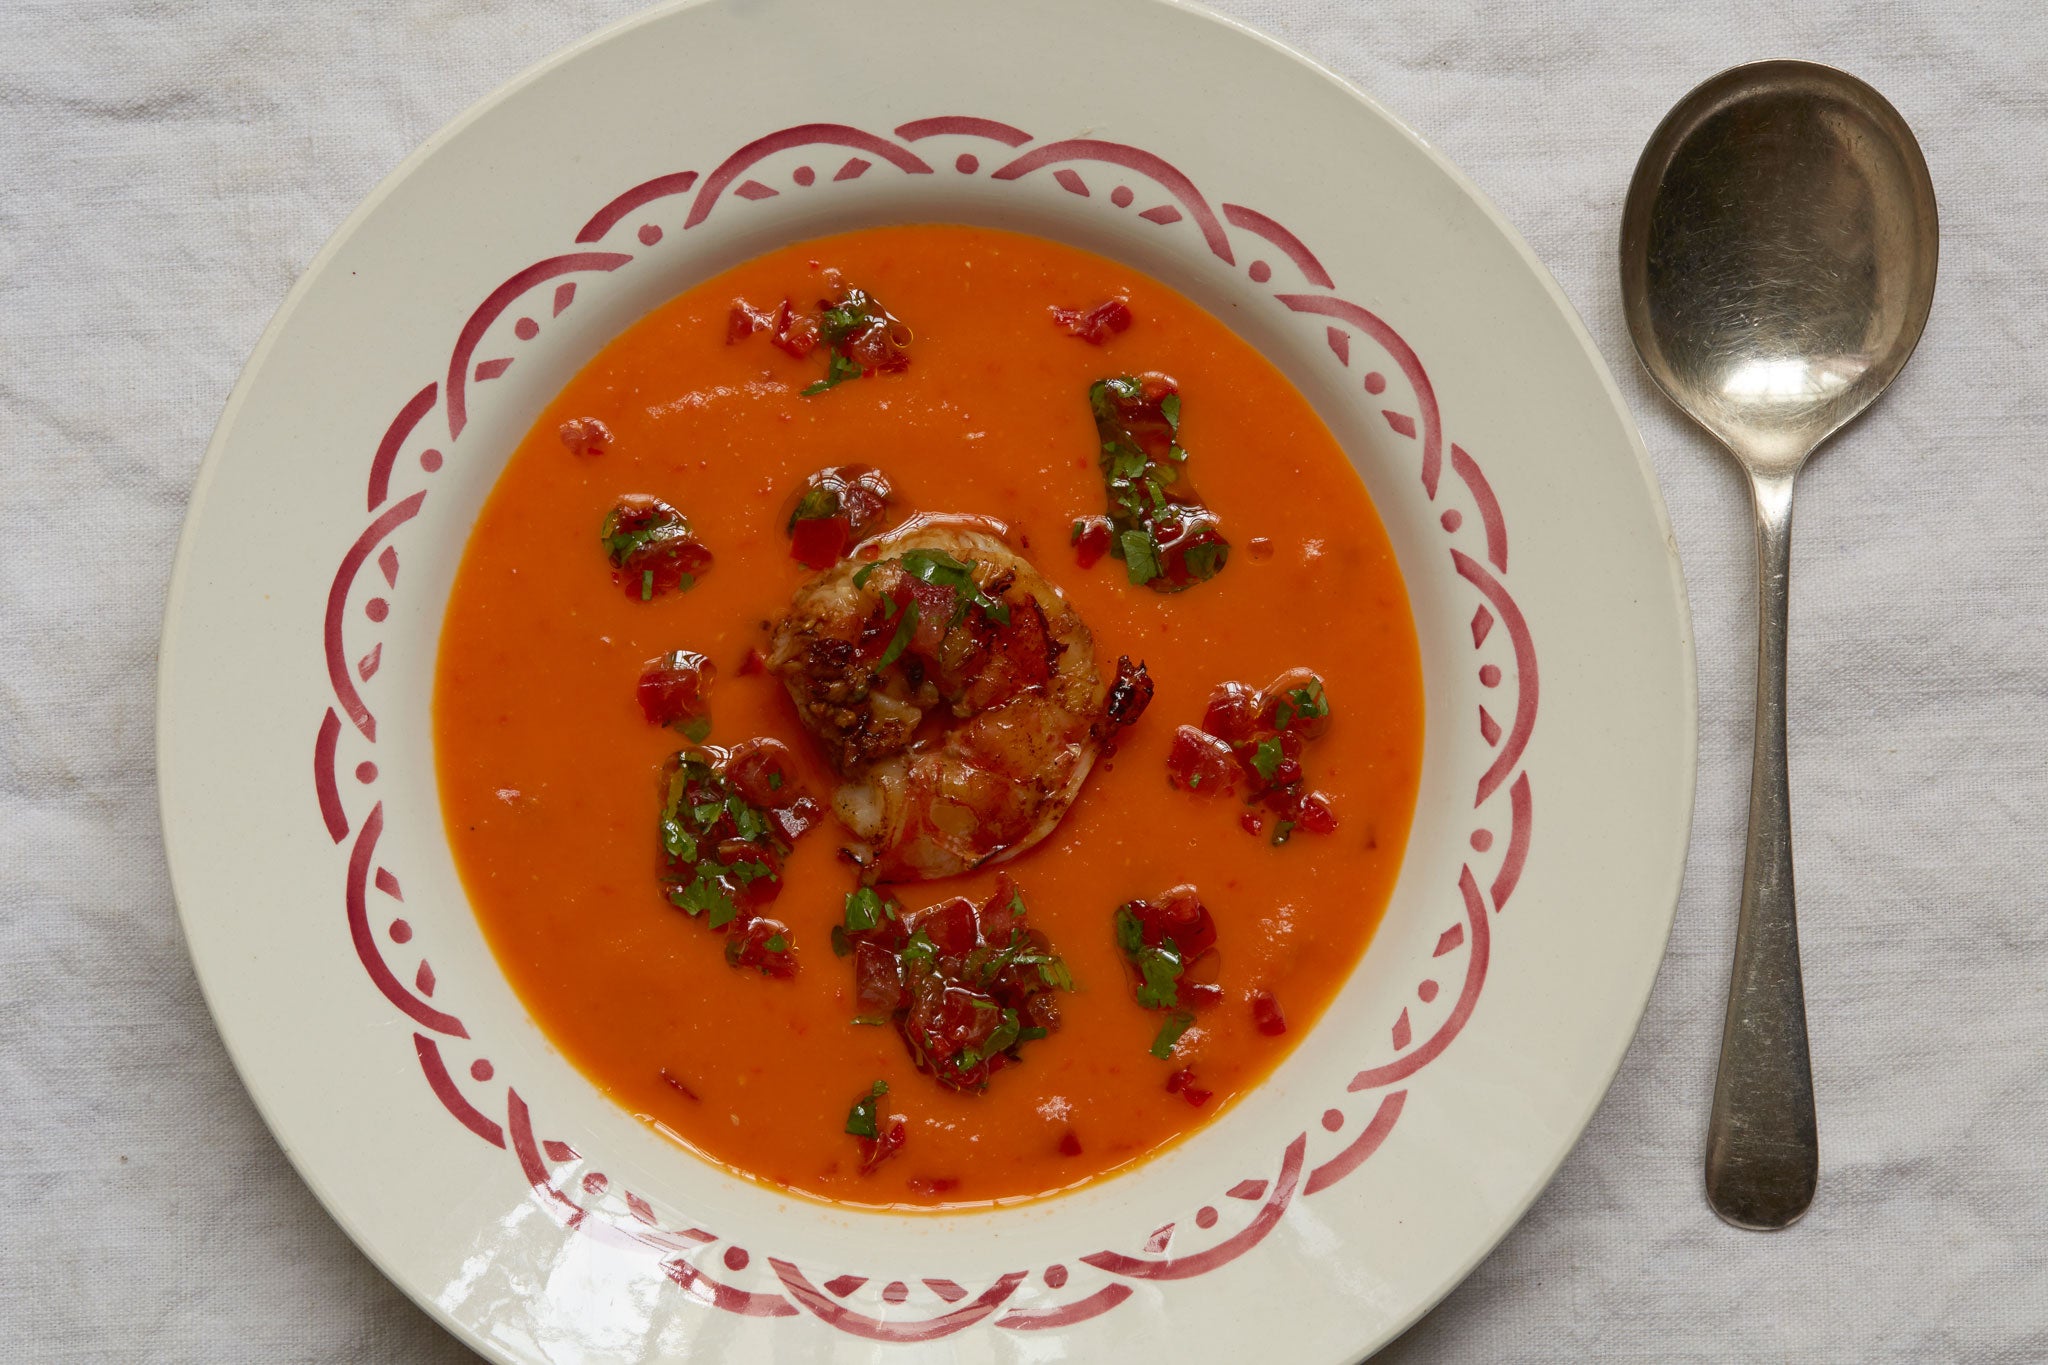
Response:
1114,905,1186,1010
787,484,840,529
1272,679,1329,730
802,350,863,396
1085,376,1229,594
833,876,1072,1094
656,748,808,964
844,1079,888,1139
600,496,711,601
853,550,1012,660
843,887,887,933
899,928,937,972
1120,529,1161,587
875,598,919,669
799,286,910,397
1250,738,1285,783
1150,1009,1196,1060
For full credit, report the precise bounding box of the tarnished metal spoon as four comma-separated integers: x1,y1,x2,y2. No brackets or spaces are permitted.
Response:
1619,61,1937,1230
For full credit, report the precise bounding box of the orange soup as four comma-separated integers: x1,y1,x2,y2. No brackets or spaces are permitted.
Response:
435,225,1423,1209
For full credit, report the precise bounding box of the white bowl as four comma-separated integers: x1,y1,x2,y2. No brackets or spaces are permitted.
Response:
157,1,1695,1359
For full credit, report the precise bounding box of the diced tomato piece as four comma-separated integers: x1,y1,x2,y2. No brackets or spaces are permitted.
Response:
772,298,820,358
1260,668,1332,739
636,650,713,729
737,647,765,677
722,852,782,911
1071,515,1112,569
845,317,911,373
602,496,713,602
789,514,851,570
859,1119,906,1174
1251,990,1287,1037
906,1176,958,1195
976,877,1020,945
914,897,979,956
1166,726,1237,795
854,940,906,1018
1092,370,1181,462
904,574,958,654
727,298,775,344
836,469,893,534
725,916,796,978
1129,887,1217,962
558,416,612,458
1153,516,1230,590
1051,297,1133,344
1296,790,1339,835
1239,809,1265,837
1201,682,1262,743
909,982,995,1064
1058,1130,1083,1157
1184,981,1225,1010
724,737,801,808
1164,1067,1213,1107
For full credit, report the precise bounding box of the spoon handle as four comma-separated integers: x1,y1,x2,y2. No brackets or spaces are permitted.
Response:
1705,469,1818,1229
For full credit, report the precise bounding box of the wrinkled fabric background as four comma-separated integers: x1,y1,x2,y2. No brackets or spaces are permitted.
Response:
4,1,2044,1359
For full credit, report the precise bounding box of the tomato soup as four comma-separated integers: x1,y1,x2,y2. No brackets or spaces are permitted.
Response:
435,225,1423,1209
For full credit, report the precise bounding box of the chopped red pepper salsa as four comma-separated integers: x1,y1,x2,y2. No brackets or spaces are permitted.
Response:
1172,668,1340,845
1086,373,1229,592
1113,887,1221,1060
1070,514,1112,569
637,650,715,738
1050,297,1133,344
601,495,712,601
1164,1066,1213,1108
834,877,1073,1093
656,739,821,975
731,287,912,395
558,416,612,458
784,464,895,570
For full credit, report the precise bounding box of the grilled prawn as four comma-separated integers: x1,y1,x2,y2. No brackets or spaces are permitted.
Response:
766,522,1148,881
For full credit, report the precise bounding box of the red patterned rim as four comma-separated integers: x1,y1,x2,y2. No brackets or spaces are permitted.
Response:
310,116,1539,1340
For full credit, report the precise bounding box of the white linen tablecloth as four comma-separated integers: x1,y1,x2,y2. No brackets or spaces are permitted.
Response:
5,1,2044,1358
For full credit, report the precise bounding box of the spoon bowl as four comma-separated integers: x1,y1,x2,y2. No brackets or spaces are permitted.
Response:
1622,61,1938,472
1619,61,1937,1230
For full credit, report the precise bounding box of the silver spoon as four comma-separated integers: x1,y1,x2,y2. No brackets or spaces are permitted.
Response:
1619,61,1937,1230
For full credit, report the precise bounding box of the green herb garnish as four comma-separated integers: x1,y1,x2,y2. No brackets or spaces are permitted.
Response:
1250,738,1285,783
1120,530,1161,586
802,350,863,396
844,887,886,933
1150,1009,1196,1059
1272,678,1328,730
900,928,937,972
1086,377,1227,593
845,1079,888,1138
1115,905,1185,1010
875,599,919,669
